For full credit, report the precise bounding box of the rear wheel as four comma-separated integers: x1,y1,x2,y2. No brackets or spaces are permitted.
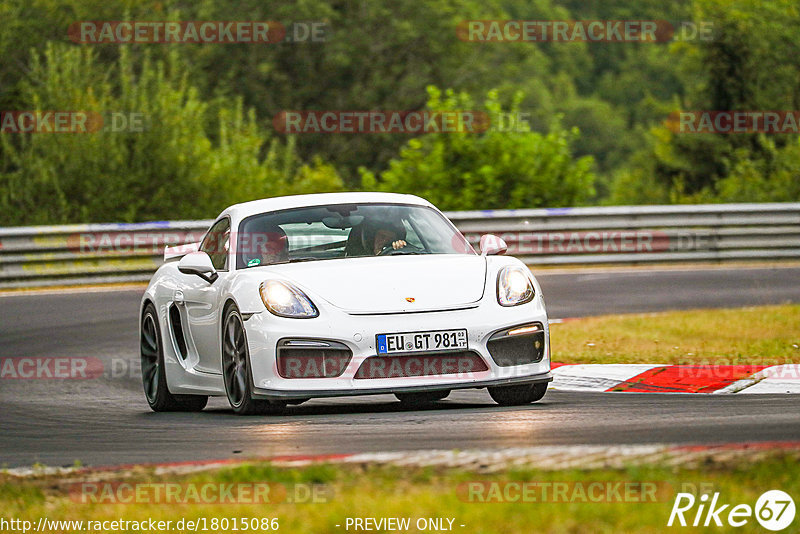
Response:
488,383,547,406
395,390,450,405
140,304,208,412
222,305,285,415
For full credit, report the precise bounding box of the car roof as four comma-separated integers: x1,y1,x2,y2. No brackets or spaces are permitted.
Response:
220,192,434,223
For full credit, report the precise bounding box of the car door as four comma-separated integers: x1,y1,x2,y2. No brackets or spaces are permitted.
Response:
180,217,231,375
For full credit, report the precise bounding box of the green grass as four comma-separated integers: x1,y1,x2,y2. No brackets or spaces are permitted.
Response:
551,304,800,364
2,453,800,533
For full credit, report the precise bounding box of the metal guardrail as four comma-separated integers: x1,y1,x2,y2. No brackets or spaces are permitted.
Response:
1,203,798,288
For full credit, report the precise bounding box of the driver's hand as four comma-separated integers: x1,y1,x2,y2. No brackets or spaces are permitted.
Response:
392,240,407,250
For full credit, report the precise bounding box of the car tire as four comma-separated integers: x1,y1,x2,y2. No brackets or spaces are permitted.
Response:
395,390,450,404
488,383,547,406
140,303,208,412
222,304,285,415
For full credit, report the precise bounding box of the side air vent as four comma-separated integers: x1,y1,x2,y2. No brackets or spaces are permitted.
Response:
168,304,188,360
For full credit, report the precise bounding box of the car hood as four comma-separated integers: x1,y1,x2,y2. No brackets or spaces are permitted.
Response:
263,255,487,313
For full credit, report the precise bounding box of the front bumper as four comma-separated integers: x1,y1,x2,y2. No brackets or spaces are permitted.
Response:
252,371,553,400
245,295,551,400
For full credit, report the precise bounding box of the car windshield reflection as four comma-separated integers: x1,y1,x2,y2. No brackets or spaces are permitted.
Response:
235,203,474,269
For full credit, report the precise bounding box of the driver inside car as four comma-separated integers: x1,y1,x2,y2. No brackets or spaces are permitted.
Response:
242,223,289,267
362,218,408,255
259,225,289,264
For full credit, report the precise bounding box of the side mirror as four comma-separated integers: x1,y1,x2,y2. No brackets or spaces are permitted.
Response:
178,251,218,283
164,241,200,262
480,234,508,256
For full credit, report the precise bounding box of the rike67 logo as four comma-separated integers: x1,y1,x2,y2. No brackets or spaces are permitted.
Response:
668,490,795,531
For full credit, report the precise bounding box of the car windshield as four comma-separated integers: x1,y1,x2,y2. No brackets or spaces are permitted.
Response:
235,203,475,269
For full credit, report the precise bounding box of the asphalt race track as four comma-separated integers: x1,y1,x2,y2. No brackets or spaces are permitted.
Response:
1,266,799,468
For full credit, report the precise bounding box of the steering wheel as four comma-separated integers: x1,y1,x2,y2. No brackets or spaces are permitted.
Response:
378,243,424,256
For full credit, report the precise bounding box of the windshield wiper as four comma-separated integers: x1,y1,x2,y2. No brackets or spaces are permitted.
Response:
261,257,320,266
385,251,427,256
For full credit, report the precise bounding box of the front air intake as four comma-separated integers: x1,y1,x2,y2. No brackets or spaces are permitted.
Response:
486,323,546,367
276,339,352,379
354,351,488,379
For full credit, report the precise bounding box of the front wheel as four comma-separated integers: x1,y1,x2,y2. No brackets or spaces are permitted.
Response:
488,383,547,406
222,305,284,415
140,304,208,412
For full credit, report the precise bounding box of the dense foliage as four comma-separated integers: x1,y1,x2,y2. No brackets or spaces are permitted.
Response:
0,0,797,224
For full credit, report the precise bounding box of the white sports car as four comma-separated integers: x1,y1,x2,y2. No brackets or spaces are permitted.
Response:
139,192,552,414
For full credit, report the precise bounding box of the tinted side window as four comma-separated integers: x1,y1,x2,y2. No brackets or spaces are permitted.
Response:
200,218,230,271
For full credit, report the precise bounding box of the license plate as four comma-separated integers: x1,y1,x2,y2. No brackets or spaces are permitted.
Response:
376,329,468,355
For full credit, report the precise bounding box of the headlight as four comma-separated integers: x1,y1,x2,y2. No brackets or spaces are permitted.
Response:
259,280,319,318
497,266,535,306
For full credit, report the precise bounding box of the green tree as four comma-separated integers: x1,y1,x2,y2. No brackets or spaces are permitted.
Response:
362,87,595,210
0,44,344,225
609,0,800,203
